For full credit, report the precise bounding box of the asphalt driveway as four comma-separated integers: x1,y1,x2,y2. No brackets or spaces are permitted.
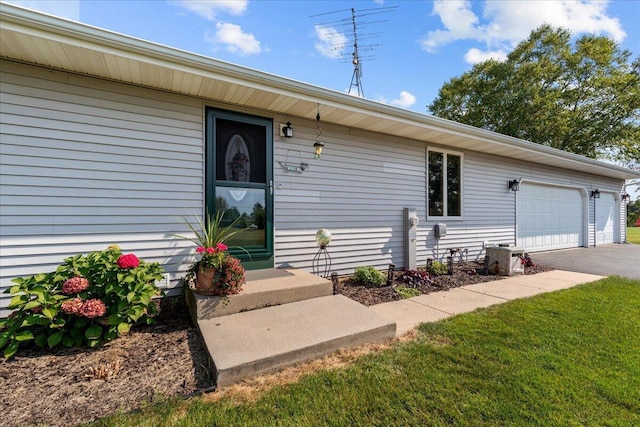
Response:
531,244,640,280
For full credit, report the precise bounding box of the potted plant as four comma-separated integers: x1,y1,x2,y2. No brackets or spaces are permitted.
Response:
175,210,248,296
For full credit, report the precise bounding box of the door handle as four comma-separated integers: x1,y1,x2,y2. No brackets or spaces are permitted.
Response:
269,180,273,196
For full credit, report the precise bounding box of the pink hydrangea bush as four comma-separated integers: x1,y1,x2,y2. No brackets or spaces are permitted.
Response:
62,276,89,295
1,246,164,359
117,253,140,269
60,298,84,315
78,299,107,318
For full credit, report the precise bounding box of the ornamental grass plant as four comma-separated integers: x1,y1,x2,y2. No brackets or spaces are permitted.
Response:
175,210,249,296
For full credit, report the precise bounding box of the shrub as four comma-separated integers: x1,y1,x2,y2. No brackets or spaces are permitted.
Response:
0,246,164,359
399,269,433,287
428,260,449,276
353,266,386,287
427,261,449,276
395,286,421,299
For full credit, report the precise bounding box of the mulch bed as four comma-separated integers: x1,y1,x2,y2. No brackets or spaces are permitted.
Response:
0,299,214,427
0,261,552,427
336,261,553,306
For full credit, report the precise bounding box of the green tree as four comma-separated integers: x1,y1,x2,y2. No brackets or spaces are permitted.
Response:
252,203,266,230
428,25,640,166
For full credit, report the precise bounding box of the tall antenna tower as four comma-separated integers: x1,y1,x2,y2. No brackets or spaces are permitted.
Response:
311,6,397,98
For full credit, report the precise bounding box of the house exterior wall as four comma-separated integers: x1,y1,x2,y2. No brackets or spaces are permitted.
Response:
0,61,204,314
0,60,627,315
272,122,624,274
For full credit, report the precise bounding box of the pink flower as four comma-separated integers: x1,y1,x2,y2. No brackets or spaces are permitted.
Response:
196,246,205,253
117,253,139,269
61,298,84,315
205,247,215,254
216,243,228,251
79,299,107,318
62,276,90,295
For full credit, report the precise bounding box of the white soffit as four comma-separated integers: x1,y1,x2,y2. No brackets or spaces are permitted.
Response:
1,3,638,181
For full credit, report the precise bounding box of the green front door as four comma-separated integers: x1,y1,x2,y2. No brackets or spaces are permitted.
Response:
206,109,274,270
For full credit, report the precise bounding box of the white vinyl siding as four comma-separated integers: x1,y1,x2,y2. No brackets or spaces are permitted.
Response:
270,119,624,275
0,61,204,315
273,123,426,273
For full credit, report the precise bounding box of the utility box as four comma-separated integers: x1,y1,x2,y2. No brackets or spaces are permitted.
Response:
434,223,447,239
486,246,524,276
404,207,419,270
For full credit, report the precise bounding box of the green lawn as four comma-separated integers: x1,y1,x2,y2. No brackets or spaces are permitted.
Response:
93,277,640,427
628,227,640,244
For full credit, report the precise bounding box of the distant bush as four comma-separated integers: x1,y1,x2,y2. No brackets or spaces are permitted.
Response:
0,246,164,359
428,261,449,276
353,266,386,287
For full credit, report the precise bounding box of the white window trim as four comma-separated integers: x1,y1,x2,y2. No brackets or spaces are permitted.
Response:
426,148,464,220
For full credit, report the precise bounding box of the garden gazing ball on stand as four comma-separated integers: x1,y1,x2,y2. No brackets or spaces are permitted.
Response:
313,228,332,277
315,228,332,249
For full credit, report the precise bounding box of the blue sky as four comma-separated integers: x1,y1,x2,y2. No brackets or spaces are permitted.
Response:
5,0,639,115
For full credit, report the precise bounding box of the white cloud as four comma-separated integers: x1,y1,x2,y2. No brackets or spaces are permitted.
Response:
421,0,626,62
170,0,247,21
314,25,347,59
464,47,507,64
374,91,417,108
421,0,483,52
5,0,80,20
205,22,261,55
390,91,417,108
482,0,626,43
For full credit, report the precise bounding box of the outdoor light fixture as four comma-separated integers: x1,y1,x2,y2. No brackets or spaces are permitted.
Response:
591,189,601,199
508,179,520,192
622,193,631,202
313,105,324,160
281,122,293,138
313,141,325,160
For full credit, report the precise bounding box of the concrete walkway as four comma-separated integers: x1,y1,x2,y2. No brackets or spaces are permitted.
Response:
370,270,604,337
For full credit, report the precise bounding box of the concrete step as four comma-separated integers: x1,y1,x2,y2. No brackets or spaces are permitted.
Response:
198,294,396,387
186,268,332,320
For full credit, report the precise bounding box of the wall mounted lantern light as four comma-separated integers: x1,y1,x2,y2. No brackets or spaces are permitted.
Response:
622,193,631,203
590,189,600,199
281,122,293,138
313,141,325,160
508,179,521,192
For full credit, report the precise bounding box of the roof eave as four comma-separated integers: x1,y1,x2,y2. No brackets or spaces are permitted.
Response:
1,2,638,181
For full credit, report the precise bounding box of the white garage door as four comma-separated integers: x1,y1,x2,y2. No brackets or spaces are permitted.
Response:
517,183,584,251
596,193,616,245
